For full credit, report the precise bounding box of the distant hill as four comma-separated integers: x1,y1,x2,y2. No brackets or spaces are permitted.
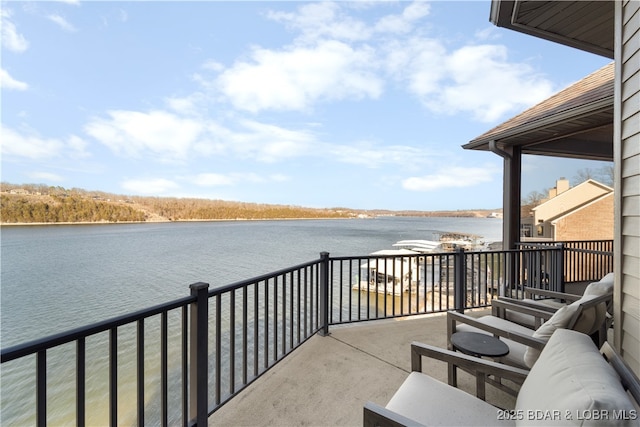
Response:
0,183,501,224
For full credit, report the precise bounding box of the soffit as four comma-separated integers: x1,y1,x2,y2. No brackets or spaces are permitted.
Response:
490,1,614,59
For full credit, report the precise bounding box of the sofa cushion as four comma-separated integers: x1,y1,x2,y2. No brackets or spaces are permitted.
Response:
584,274,614,297
522,293,609,368
386,372,515,426
516,329,637,426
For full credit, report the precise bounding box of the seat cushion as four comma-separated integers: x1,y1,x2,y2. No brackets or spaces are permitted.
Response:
386,372,515,426
516,329,637,426
456,316,534,369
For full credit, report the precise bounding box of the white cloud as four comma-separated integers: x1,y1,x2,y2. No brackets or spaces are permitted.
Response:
230,119,315,162
402,166,498,191
327,141,434,169
384,37,448,94
121,178,180,195
202,60,224,72
387,41,555,122
267,2,372,43
0,68,29,91
165,93,206,116
48,14,78,32
85,110,204,161
27,172,65,183
196,2,553,123
1,9,29,52
215,40,382,112
374,1,431,34
430,45,555,122
67,135,91,159
475,26,501,41
1,126,91,160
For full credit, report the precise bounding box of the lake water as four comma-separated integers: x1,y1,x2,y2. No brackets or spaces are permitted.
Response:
0,217,502,424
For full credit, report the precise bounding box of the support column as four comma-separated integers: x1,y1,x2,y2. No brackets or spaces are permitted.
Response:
502,145,522,251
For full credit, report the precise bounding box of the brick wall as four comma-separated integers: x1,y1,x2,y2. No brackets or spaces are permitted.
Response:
554,194,614,240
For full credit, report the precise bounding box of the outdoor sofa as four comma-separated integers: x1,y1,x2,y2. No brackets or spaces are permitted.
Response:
363,328,640,426
448,279,612,370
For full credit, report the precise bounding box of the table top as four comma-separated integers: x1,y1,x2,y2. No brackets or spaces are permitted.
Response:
450,331,509,357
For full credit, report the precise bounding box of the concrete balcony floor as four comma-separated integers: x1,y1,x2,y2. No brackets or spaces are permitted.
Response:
212,309,517,426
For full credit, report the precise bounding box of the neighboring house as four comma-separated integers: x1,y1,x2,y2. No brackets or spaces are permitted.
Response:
465,1,639,375
521,178,614,241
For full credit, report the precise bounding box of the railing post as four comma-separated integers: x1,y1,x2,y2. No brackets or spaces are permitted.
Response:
555,243,565,293
454,248,466,313
318,252,330,336
189,282,209,426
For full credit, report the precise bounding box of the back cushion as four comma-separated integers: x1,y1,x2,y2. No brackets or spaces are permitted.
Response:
584,276,614,297
516,329,637,426
523,294,609,368
523,303,582,368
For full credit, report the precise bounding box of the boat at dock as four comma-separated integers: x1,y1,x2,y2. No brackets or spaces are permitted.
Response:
353,232,486,295
354,249,419,295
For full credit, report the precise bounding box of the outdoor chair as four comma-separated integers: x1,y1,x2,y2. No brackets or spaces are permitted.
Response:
448,290,611,371
363,329,640,427
498,273,614,327
493,272,614,346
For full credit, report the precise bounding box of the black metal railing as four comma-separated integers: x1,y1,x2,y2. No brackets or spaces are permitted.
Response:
518,240,613,285
1,296,194,426
0,242,613,426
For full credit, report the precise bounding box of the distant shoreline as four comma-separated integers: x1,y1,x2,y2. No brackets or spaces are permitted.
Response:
0,217,357,226
0,213,502,227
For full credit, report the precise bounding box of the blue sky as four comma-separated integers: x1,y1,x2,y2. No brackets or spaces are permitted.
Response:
1,1,612,210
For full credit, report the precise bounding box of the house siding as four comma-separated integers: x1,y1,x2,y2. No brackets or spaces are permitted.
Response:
553,194,614,240
615,0,640,375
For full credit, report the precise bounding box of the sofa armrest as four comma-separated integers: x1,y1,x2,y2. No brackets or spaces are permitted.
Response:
363,401,423,427
523,287,580,302
410,341,529,383
495,297,558,313
447,311,547,351
492,299,555,328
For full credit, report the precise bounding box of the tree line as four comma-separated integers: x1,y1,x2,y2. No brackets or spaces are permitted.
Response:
0,183,354,224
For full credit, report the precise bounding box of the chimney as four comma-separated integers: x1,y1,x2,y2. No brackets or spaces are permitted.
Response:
547,178,570,199
556,178,570,195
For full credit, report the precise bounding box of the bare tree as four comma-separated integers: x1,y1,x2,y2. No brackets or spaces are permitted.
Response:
572,164,614,187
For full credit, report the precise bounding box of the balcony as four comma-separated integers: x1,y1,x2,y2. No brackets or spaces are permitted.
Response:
0,242,611,426
211,309,516,425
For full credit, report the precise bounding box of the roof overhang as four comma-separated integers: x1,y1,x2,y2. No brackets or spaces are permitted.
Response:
465,2,614,162
490,1,614,59
465,63,614,161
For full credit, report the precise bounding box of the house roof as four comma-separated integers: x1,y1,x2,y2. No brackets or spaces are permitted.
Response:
533,179,613,223
463,62,613,161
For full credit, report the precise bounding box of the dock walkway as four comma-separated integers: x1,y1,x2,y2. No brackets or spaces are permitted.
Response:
212,309,516,426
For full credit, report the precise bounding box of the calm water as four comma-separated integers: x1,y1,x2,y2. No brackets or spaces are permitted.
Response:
0,217,502,425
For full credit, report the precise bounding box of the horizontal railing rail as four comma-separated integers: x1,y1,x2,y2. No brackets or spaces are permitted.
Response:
1,242,614,426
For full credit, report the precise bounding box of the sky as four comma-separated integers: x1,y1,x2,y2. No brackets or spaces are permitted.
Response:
1,1,613,210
